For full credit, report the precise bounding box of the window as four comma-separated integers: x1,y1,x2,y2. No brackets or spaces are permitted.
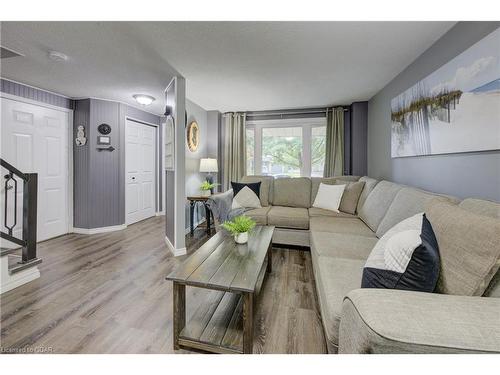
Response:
246,128,255,175
245,118,326,177
311,126,326,177
262,127,302,177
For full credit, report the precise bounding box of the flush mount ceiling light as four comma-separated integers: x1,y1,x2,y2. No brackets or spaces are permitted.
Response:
48,50,68,62
133,94,156,106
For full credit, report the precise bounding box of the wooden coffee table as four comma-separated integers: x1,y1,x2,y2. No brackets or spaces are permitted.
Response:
166,225,274,354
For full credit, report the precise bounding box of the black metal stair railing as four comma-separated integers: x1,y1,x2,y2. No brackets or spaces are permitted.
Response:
0,158,38,263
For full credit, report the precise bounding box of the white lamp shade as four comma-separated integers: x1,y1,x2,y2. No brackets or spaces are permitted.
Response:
199,158,218,173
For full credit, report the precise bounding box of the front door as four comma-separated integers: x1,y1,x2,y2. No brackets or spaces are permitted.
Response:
1,97,69,243
125,119,156,225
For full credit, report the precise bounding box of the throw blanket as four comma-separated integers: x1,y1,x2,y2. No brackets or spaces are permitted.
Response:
207,189,246,224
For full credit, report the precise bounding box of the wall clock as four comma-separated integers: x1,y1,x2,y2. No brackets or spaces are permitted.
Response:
98,123,112,135
187,121,200,152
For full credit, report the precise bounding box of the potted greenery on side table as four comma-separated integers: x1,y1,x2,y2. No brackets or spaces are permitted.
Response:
200,181,217,197
222,215,256,244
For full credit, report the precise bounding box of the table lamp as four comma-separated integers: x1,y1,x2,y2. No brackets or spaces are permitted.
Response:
199,158,218,193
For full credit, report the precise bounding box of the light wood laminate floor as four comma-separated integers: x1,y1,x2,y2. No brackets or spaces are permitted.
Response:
0,217,327,354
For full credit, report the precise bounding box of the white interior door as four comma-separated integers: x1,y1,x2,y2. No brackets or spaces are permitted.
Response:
126,119,156,225
1,97,69,243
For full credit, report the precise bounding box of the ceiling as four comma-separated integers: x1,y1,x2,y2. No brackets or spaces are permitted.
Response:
0,21,456,114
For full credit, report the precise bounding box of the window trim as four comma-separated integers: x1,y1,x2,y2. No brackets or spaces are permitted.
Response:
246,117,327,177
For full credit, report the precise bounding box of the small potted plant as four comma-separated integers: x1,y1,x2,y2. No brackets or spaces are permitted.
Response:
221,215,256,244
200,181,216,196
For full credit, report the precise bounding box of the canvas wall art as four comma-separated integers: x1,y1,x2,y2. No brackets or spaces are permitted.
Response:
391,28,500,158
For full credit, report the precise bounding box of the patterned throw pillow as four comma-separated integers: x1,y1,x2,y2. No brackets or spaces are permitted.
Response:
231,182,262,210
361,213,440,292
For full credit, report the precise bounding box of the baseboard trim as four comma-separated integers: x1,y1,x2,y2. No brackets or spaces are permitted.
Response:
164,236,187,257
156,211,165,216
1,264,40,294
72,224,127,235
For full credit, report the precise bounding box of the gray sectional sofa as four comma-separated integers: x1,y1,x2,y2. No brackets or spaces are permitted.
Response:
218,175,500,354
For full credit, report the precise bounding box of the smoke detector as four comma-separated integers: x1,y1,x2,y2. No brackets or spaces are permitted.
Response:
48,50,68,62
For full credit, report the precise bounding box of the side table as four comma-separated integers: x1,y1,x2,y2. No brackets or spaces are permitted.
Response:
187,195,216,236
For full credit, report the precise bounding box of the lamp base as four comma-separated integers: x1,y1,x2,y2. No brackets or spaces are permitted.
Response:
206,174,214,194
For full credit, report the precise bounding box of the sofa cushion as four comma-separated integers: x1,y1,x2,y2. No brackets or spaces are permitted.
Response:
268,206,309,230
310,231,377,260
243,206,271,226
339,181,365,214
459,198,500,218
309,217,376,237
357,176,378,212
376,187,457,237
358,181,403,233
459,199,500,298
240,175,273,207
427,200,500,296
272,177,311,208
314,256,365,350
340,289,500,353
308,207,356,219
336,175,361,182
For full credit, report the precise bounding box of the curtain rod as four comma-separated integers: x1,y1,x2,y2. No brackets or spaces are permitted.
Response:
245,107,349,117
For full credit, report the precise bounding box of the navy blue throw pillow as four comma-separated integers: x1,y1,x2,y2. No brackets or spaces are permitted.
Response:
361,214,440,293
231,181,261,198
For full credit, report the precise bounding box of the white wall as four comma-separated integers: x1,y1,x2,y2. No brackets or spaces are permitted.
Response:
185,99,209,230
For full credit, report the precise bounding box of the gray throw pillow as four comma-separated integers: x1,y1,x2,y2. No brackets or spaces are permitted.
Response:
339,181,365,214
426,200,500,296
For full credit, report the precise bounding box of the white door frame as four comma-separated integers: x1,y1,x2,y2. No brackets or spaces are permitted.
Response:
0,92,74,236
124,116,162,225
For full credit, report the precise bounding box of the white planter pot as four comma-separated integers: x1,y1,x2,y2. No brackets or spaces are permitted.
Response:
234,231,248,244
200,190,211,197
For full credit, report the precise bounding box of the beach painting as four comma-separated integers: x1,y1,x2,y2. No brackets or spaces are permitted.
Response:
391,28,500,158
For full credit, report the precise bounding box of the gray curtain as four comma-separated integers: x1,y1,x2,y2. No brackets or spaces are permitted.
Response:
222,112,246,191
324,107,344,177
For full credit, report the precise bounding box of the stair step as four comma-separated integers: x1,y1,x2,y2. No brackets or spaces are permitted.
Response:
9,258,42,274
1,247,21,257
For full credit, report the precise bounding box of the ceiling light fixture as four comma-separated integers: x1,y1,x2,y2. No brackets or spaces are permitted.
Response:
48,50,68,62
133,94,156,106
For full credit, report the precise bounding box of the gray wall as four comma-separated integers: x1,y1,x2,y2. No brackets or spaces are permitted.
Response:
1,78,73,109
367,22,500,201
74,98,161,229
350,102,368,176
185,99,209,230
207,110,222,192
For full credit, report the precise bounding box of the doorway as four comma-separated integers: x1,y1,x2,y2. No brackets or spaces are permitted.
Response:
125,118,158,225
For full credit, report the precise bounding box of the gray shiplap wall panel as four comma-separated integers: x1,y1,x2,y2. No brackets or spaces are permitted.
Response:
89,99,122,228
1,79,73,109
73,99,91,228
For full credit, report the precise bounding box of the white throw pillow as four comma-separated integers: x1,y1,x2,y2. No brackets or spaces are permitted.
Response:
232,186,262,209
312,183,346,213
364,213,424,269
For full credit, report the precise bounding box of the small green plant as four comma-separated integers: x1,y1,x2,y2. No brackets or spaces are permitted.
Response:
221,215,256,235
200,181,217,191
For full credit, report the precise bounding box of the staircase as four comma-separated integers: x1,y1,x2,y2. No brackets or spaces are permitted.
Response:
0,158,41,294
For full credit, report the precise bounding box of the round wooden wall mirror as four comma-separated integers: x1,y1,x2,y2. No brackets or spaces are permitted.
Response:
187,121,200,152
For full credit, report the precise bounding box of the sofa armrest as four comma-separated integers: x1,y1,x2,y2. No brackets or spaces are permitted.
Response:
339,289,500,354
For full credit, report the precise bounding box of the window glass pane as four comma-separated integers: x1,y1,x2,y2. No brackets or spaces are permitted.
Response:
246,128,255,175
311,126,326,177
262,127,302,177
